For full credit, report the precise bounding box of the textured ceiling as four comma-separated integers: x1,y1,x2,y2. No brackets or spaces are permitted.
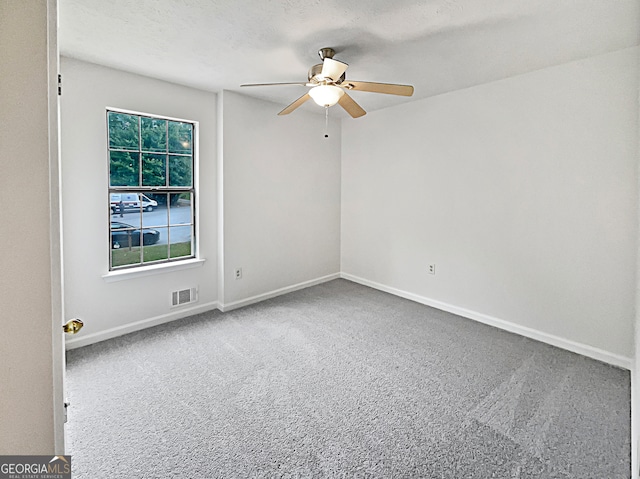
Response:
59,0,640,117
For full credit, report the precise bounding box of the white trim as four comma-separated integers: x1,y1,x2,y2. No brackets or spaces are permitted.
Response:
105,107,200,276
48,0,65,454
220,273,341,312
341,273,632,370
105,106,195,124
65,300,221,350
102,258,206,282
71,273,339,348
216,91,225,308
633,370,639,479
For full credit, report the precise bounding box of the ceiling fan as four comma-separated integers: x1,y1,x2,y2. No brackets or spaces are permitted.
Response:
241,47,414,118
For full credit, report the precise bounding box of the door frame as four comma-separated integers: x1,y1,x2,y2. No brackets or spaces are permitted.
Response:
47,0,66,453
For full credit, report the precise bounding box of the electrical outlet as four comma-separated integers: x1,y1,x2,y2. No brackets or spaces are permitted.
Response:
428,264,436,275
235,268,242,280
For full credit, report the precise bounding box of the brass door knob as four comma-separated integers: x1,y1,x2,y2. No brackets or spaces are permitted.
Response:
63,319,84,335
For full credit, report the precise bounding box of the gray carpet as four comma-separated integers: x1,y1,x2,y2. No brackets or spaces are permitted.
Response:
66,279,630,478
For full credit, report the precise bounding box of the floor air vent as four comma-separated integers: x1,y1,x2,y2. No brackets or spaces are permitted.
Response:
172,287,198,307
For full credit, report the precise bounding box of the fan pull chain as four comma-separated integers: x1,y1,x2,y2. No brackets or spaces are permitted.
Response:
324,106,329,138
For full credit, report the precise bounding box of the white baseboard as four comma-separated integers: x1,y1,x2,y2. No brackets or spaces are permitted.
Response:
220,273,341,312
341,273,632,370
67,272,631,371
65,300,221,350
67,273,341,349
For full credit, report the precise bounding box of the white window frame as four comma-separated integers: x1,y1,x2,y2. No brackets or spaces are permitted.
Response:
105,107,200,274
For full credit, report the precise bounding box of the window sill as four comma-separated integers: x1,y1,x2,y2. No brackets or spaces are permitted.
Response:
102,258,206,283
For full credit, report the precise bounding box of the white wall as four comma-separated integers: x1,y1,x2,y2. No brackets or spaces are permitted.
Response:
60,66,342,343
0,0,58,453
60,58,218,347
342,47,639,362
220,91,341,307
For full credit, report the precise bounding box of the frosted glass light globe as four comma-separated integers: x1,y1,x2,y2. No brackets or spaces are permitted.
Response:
309,85,344,107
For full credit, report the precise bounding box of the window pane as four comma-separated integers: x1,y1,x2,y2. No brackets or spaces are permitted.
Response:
139,193,158,213
110,151,139,187
146,192,167,208
142,153,166,187
111,198,132,217
112,193,144,218
168,121,192,154
140,227,162,247
108,112,139,150
142,227,168,263
141,117,167,152
169,225,192,259
142,194,168,228
111,222,141,268
111,224,140,248
169,156,192,187
111,248,142,268
169,193,192,225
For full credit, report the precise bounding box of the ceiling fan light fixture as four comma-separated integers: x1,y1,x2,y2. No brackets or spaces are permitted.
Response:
241,47,413,118
309,85,344,107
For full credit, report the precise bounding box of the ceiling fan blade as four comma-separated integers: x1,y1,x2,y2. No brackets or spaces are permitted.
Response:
338,93,366,118
342,81,414,96
241,82,308,87
278,93,311,116
321,58,348,82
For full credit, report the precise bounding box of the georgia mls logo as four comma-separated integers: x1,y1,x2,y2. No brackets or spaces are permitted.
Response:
48,456,70,472
0,455,72,479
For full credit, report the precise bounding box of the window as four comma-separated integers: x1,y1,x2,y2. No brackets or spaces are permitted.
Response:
107,109,196,270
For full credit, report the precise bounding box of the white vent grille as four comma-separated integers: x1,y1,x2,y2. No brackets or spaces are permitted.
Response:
171,287,198,307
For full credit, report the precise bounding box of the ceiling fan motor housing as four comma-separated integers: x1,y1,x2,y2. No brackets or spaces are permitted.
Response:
308,64,346,84
308,64,323,82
